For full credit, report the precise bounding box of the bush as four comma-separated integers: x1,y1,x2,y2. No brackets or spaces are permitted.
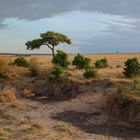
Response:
51,66,63,78
95,58,108,68
52,50,70,68
72,54,91,69
29,58,41,76
13,57,29,67
0,57,12,78
83,67,98,79
123,57,140,78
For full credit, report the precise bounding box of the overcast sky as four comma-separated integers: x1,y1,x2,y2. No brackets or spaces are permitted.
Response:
0,0,140,54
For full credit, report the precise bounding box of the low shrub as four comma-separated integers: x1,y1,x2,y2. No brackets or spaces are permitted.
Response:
0,57,12,78
83,67,98,79
52,50,70,68
51,65,63,78
72,54,91,69
123,57,140,78
95,58,108,68
13,57,29,67
29,58,40,76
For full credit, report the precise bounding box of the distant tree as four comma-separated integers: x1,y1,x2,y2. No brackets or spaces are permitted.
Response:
25,31,72,57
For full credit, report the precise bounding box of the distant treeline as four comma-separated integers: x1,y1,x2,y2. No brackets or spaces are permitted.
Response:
0,52,140,56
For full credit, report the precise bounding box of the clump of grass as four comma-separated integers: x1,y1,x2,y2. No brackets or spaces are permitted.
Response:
106,86,140,124
0,87,17,103
29,58,41,76
23,89,35,98
116,65,121,68
0,57,12,78
31,123,43,130
20,123,43,134
53,124,72,136
34,74,80,100
0,112,16,121
20,117,30,125
0,128,8,140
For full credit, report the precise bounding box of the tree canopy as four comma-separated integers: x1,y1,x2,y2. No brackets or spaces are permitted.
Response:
26,31,72,57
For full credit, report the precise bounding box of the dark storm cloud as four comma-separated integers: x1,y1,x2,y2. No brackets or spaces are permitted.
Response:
0,0,140,21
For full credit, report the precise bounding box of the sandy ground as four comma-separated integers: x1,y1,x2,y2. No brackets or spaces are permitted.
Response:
0,79,139,140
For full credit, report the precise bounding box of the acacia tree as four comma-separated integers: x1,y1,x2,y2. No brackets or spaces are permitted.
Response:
25,31,72,57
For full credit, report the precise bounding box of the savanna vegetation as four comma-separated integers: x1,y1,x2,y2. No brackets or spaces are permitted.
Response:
0,32,139,140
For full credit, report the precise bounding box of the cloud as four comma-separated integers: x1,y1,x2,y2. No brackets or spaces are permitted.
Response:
0,0,140,21
0,0,140,54
76,20,140,54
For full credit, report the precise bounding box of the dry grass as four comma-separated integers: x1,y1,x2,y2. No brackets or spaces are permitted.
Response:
0,57,12,78
106,86,140,125
29,57,41,76
0,87,17,103
0,54,139,139
16,53,140,79
23,89,35,98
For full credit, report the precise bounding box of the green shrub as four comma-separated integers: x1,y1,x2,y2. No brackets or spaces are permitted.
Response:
13,57,29,67
83,67,98,79
51,66,63,78
95,58,108,68
123,57,140,78
29,58,41,76
72,54,91,69
52,50,70,68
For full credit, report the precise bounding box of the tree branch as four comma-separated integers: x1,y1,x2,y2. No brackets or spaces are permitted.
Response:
44,43,53,50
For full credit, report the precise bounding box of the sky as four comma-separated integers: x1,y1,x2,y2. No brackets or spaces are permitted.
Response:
0,0,140,54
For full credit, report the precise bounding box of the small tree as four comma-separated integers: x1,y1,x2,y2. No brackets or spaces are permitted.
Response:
52,50,70,68
123,57,140,78
26,31,72,57
72,54,91,69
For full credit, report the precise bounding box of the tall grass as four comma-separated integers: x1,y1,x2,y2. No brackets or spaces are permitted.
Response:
0,57,12,78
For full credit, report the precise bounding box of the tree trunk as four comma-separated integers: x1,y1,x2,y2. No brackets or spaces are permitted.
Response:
52,47,55,58
46,44,55,58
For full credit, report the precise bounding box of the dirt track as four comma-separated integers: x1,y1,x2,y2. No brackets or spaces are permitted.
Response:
1,79,140,140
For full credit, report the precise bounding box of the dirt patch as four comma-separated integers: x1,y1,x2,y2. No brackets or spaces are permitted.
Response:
52,110,140,139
